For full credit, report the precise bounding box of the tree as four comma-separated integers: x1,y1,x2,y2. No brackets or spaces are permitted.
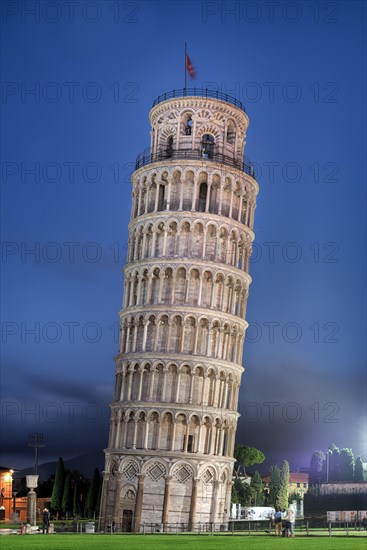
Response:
37,476,55,498
288,492,302,506
51,457,65,517
61,473,72,516
232,477,252,507
85,468,101,519
328,444,340,481
275,460,289,511
268,465,281,507
338,448,355,481
309,450,326,485
231,481,240,504
73,482,82,517
354,456,364,481
250,471,264,506
234,444,265,477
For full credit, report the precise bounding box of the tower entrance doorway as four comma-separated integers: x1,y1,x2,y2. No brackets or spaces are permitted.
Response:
122,509,133,532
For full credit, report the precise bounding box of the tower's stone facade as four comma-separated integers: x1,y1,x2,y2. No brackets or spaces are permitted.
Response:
99,89,259,532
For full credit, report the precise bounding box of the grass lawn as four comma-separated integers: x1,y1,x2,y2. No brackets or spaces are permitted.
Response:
0,534,366,550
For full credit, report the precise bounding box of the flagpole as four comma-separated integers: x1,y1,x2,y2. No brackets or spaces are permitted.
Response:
184,42,187,91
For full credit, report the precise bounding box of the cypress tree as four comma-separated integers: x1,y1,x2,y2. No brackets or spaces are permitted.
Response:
61,473,72,516
309,450,326,485
354,456,364,481
51,457,65,516
73,482,82,517
85,468,101,519
338,448,355,481
268,465,281,507
250,471,264,505
275,460,289,511
328,444,340,481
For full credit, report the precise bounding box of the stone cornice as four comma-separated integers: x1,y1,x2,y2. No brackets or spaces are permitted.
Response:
123,256,252,286
113,352,245,376
128,208,256,241
118,304,249,329
132,159,259,194
149,96,249,131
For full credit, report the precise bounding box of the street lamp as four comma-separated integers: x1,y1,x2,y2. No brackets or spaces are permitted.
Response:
326,450,330,483
28,433,45,475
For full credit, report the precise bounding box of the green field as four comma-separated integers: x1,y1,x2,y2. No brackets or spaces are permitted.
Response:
0,534,366,550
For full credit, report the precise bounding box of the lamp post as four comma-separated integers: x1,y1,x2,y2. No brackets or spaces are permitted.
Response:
28,433,45,475
26,433,44,526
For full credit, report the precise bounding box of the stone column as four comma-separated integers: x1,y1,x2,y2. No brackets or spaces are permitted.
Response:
162,228,168,256
237,194,243,222
161,366,169,401
132,419,138,449
144,418,149,449
218,182,224,215
144,188,149,214
122,418,129,448
132,323,138,352
162,475,173,531
196,422,203,452
210,481,220,524
193,321,199,354
137,368,144,401
136,276,143,305
26,475,38,527
218,427,225,456
154,185,160,211
166,178,172,210
99,472,110,528
129,279,135,306
148,368,156,400
137,187,142,215
188,372,195,404
119,372,126,401
229,188,234,218
197,274,203,306
113,472,124,523
205,184,211,212
191,180,198,210
134,474,146,532
170,420,177,451
183,422,190,452
142,321,149,351
179,179,184,210
126,371,133,401
175,371,181,403
189,478,200,531
225,481,233,521
158,273,165,303
201,374,208,405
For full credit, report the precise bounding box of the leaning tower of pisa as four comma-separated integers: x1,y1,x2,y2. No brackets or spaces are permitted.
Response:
99,89,259,532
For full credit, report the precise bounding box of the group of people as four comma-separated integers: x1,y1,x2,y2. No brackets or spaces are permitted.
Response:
273,508,295,537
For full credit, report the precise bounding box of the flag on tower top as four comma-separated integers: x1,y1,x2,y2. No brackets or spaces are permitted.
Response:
186,53,196,79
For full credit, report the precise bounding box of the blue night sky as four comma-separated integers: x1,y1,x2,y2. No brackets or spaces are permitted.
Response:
1,1,366,472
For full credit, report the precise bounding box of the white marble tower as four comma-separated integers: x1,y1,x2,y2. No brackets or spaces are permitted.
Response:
99,89,259,532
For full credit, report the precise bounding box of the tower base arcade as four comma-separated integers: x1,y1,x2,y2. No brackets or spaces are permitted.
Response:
99,452,233,532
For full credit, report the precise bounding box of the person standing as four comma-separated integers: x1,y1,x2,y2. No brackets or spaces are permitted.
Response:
287,508,295,537
42,508,50,534
274,508,282,536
